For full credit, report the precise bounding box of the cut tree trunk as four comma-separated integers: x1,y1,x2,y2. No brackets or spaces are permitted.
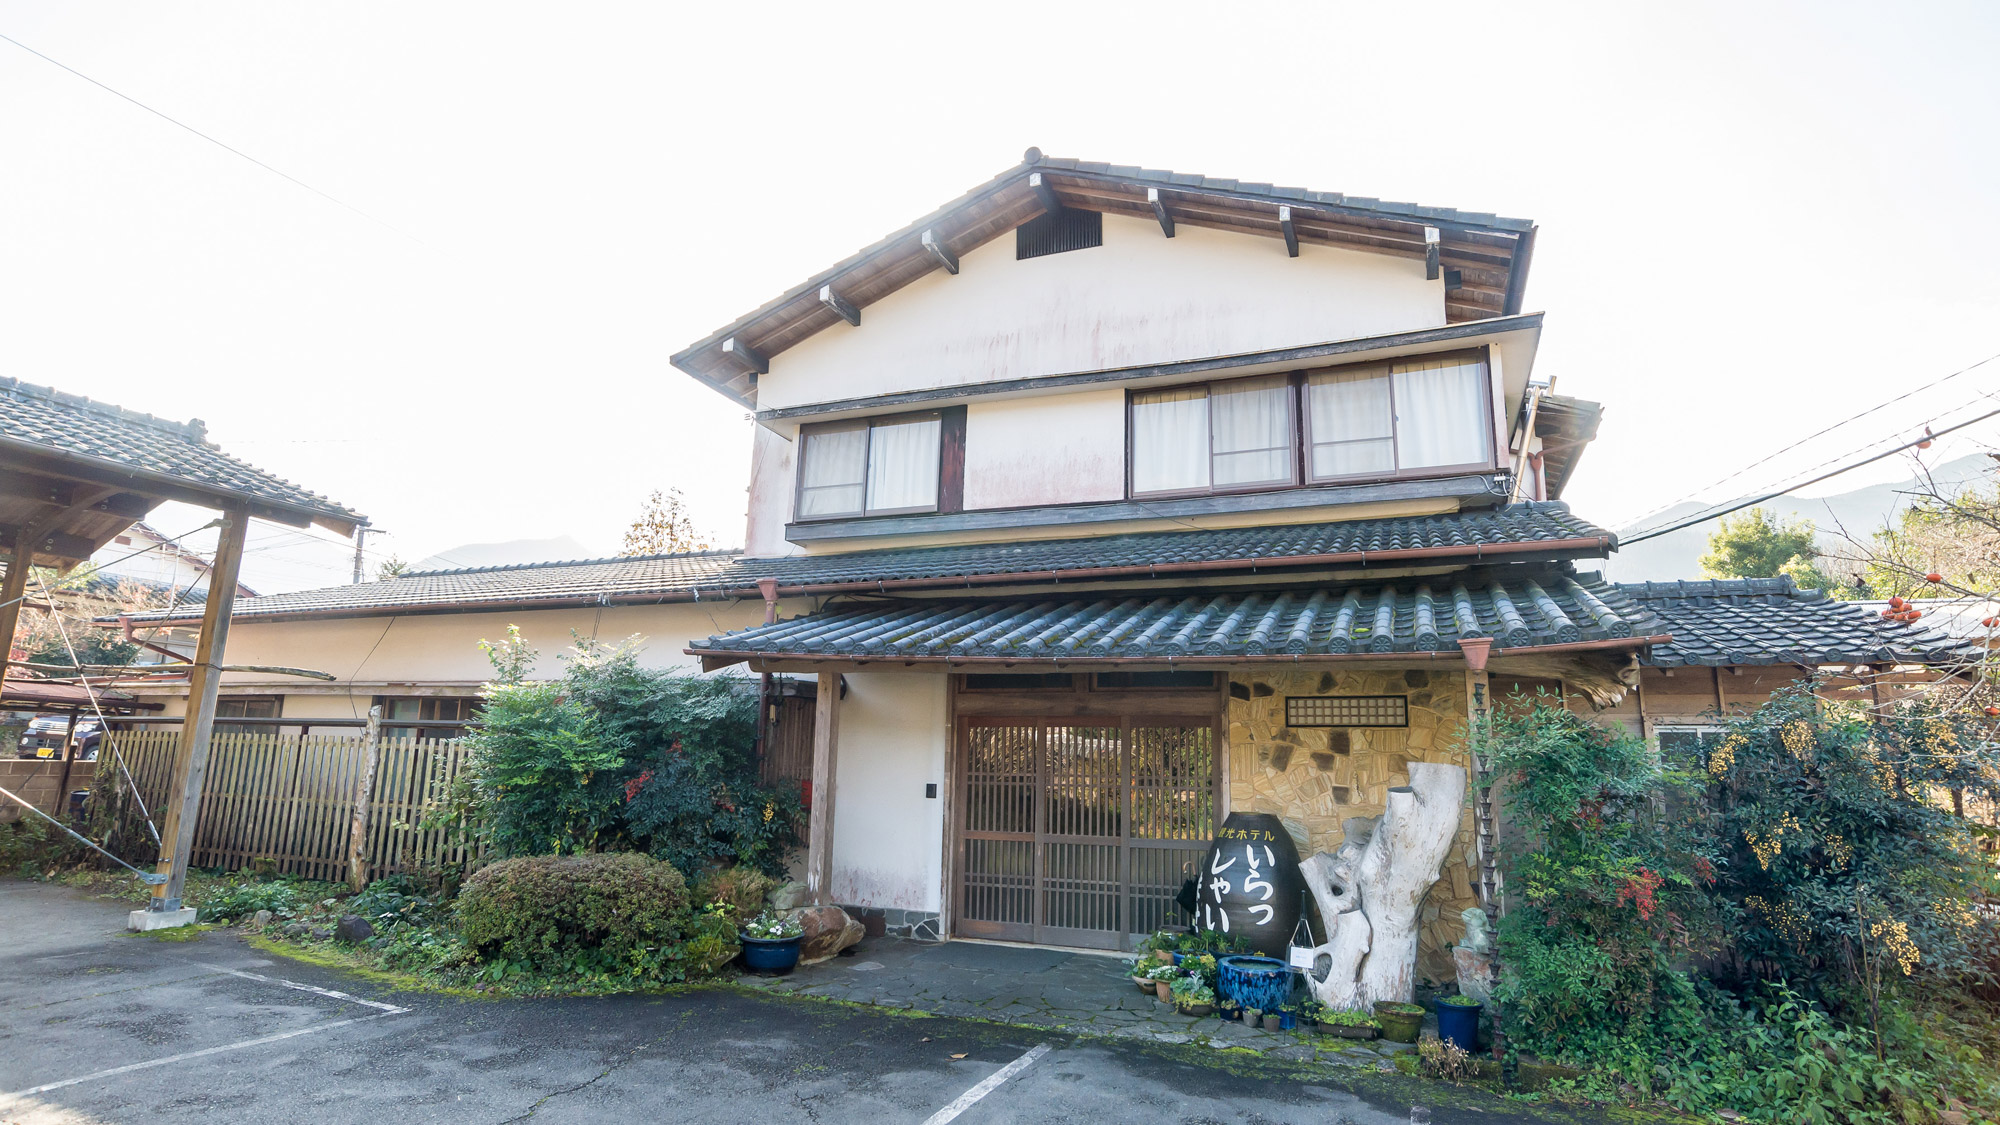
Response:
1299,762,1467,1011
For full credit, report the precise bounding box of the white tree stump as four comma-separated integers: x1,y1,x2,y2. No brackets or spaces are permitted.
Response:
1298,762,1466,1011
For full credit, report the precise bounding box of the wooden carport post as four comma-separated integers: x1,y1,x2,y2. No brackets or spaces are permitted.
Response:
0,537,33,670
134,505,249,925
805,671,841,906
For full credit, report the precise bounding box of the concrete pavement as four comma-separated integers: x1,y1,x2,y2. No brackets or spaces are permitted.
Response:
0,880,1636,1125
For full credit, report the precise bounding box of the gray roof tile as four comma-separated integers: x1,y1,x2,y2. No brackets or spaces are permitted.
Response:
0,377,361,526
118,504,1610,622
1617,576,1982,667
691,570,1656,662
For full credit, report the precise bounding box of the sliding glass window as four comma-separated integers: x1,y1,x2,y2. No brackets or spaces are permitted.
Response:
797,412,942,519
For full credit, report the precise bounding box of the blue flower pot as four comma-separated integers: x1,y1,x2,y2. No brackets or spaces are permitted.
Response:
1217,955,1290,1014
740,934,802,974
1435,998,1482,1052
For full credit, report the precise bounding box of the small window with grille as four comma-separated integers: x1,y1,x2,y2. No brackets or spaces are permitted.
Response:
1017,208,1102,259
1285,695,1408,728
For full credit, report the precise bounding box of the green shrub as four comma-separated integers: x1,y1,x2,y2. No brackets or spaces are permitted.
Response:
195,879,303,922
453,636,804,876
455,852,688,978
693,865,774,920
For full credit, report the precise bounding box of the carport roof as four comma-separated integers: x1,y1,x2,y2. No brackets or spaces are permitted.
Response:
1617,577,1984,668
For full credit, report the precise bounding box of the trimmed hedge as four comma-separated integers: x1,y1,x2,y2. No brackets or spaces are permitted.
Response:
456,852,687,975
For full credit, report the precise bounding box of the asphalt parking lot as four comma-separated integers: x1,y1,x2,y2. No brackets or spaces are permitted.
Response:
0,880,1617,1125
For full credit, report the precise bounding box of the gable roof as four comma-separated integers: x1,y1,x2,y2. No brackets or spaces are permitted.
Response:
1617,577,1983,668
115,503,1612,624
670,150,1538,409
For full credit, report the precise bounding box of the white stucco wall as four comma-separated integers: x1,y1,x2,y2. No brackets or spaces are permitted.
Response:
756,213,1444,413
828,671,947,914
962,388,1127,510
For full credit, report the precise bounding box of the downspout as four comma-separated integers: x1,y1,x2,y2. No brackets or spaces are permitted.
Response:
1507,383,1546,505
755,578,779,774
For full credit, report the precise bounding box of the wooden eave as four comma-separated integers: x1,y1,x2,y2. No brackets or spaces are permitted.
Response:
670,159,1537,409
0,442,360,569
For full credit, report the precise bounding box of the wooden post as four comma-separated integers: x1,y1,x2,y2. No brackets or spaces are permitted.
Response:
141,505,248,920
347,706,383,893
0,540,33,676
805,671,841,906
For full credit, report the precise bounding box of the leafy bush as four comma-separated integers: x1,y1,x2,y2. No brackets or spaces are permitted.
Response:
693,865,774,920
196,879,304,922
455,636,803,877
455,852,688,980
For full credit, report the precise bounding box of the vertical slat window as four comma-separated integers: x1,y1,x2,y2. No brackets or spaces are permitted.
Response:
1307,367,1395,479
865,415,942,513
798,423,869,518
1392,357,1490,470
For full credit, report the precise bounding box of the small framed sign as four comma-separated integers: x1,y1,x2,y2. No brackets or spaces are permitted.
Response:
1287,945,1317,970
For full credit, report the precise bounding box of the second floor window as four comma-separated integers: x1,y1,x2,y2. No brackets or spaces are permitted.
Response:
1129,352,1493,498
798,412,942,519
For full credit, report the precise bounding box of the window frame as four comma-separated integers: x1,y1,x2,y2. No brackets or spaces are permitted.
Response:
1124,347,1500,500
1125,374,1302,500
374,695,480,741
794,408,957,522
1302,349,1498,486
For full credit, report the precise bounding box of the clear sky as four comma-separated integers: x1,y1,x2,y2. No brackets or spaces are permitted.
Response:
3,2,1996,591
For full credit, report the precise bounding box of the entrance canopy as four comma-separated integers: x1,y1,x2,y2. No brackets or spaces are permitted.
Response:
689,571,1667,672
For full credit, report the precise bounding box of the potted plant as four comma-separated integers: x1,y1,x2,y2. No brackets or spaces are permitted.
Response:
1169,975,1216,1017
1434,993,1483,1052
1217,998,1242,1022
738,911,804,974
1276,1004,1299,1031
1316,1008,1380,1040
1146,962,1179,1002
1243,1007,1264,1030
1373,1000,1425,1044
1128,952,1166,992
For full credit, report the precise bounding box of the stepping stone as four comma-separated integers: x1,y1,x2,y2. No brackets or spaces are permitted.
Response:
848,962,884,971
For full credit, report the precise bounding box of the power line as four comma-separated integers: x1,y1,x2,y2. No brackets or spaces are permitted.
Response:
1617,349,2000,532
0,31,424,247
1620,404,2000,547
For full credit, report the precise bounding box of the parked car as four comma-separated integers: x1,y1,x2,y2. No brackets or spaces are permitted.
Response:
16,716,99,760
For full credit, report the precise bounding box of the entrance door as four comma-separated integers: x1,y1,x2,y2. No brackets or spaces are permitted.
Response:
956,717,1216,949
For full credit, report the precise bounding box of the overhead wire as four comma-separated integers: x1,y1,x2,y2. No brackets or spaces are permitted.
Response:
1617,350,2000,532
1620,403,2000,546
0,31,426,247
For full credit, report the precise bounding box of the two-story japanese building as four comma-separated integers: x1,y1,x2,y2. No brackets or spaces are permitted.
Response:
117,153,1977,977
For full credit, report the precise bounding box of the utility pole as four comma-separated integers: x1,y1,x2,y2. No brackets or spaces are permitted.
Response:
351,524,385,584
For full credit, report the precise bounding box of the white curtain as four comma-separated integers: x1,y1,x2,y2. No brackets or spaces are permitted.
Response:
798,425,868,517
1210,376,1292,488
865,415,941,512
1131,387,1210,494
1307,368,1394,479
1392,359,1489,469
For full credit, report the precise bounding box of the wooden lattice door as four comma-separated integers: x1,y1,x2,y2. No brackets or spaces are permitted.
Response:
956,716,1215,949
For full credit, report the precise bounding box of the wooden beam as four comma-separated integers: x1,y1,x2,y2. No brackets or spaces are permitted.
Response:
0,540,33,678
1147,187,1174,237
921,229,959,275
144,504,249,918
817,285,861,327
0,523,99,564
720,336,767,376
1424,226,1441,280
1279,206,1299,257
805,670,842,905
1029,171,1061,216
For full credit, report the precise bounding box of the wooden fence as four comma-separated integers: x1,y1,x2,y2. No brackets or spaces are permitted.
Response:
102,728,480,884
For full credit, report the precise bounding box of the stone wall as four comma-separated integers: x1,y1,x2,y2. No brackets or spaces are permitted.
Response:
1225,666,1479,983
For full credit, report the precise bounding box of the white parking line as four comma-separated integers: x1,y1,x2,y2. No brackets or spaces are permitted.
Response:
0,959,412,1104
0,1011,400,1101
195,962,410,1013
920,1042,1052,1125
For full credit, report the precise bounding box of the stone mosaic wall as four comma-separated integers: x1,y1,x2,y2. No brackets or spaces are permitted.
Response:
1225,666,1479,983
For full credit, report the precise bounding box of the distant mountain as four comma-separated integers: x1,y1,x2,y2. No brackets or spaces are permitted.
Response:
1604,454,1990,582
412,536,605,573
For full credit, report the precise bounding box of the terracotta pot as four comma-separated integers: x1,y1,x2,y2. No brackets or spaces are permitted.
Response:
1155,980,1173,1002
1178,1003,1214,1018
1133,976,1153,993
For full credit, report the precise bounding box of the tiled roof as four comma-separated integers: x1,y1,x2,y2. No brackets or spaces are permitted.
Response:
690,571,1656,663
1618,577,1983,667
116,504,1612,623
0,377,361,527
